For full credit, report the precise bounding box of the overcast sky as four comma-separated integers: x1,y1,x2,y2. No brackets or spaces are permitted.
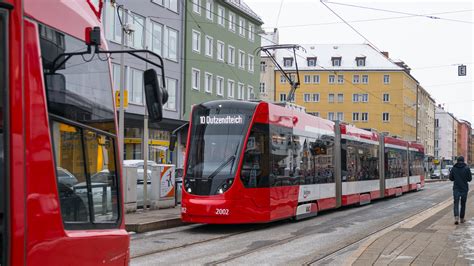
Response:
246,0,473,124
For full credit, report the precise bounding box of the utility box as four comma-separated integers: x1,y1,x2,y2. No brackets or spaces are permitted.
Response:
122,165,138,213
149,164,176,209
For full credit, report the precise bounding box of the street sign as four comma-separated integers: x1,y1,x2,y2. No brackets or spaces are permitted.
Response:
458,65,467,76
115,90,128,108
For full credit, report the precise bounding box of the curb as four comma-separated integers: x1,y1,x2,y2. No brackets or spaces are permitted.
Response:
126,218,185,233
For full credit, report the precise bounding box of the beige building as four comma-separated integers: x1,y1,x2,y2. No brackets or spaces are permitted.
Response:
259,28,279,102
416,86,435,160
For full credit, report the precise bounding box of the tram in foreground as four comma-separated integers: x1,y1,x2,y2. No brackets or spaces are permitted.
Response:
181,100,424,224
2,0,167,265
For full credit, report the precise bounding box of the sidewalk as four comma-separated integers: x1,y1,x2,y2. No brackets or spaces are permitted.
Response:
125,206,183,233
351,196,474,265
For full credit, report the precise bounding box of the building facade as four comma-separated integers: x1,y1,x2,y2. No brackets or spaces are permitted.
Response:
453,118,459,161
471,129,474,165
259,28,279,102
457,120,471,162
416,86,436,169
435,105,455,167
183,0,263,119
274,44,418,141
103,0,186,164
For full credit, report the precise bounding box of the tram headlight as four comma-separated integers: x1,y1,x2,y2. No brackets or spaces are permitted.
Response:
216,178,234,194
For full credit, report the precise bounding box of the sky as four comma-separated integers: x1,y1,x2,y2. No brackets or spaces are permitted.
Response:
246,0,473,124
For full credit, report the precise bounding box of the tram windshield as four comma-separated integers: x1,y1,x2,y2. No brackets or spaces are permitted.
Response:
185,102,256,195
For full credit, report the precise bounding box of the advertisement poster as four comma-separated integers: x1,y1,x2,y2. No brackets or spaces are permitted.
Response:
160,165,175,199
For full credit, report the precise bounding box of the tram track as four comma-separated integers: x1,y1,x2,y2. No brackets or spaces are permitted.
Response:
204,186,450,265
131,182,450,264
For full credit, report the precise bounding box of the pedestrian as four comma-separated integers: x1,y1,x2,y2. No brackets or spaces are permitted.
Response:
449,156,473,224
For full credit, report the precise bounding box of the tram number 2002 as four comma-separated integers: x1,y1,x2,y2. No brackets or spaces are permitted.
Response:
215,208,229,215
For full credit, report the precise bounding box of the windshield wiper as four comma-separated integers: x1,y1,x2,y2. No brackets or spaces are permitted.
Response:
206,155,236,180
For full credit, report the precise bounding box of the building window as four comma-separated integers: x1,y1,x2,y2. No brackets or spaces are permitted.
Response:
303,94,311,102
383,93,390,102
328,75,335,84
248,23,254,41
105,4,123,43
192,0,201,14
356,57,366,66
352,112,359,121
328,93,335,103
166,27,178,61
204,72,213,93
280,93,286,102
280,74,286,83
304,75,311,83
337,93,344,103
362,75,369,84
151,20,163,56
216,76,224,96
312,93,320,102
237,83,244,100
352,94,359,102
331,57,341,66
227,79,234,98
307,57,317,66
192,30,201,53
206,0,213,20
361,94,368,102
217,40,224,61
435,119,439,128
259,82,265,93
313,75,320,84
248,55,254,72
248,85,255,100
361,112,369,121
283,57,293,67
353,74,360,84
260,61,266,72
166,0,178,12
238,50,245,69
192,68,200,91
383,74,390,84
129,68,144,104
328,112,335,121
228,45,235,65
217,5,225,26
205,35,213,57
239,18,245,36
164,78,177,111
337,75,344,84
337,112,344,121
382,112,390,122
130,13,145,49
228,12,235,32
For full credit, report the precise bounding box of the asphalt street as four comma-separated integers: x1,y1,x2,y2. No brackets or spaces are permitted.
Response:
130,182,453,265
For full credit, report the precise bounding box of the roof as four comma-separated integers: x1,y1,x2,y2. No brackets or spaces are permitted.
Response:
275,44,406,71
224,0,264,24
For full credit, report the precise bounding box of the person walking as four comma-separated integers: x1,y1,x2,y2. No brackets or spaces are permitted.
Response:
449,156,473,224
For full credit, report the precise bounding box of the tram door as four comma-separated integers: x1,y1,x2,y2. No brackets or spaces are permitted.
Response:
0,7,8,266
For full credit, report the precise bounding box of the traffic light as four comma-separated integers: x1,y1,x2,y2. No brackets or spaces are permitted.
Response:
458,65,467,76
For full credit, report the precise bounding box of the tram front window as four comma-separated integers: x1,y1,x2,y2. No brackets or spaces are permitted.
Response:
185,103,255,195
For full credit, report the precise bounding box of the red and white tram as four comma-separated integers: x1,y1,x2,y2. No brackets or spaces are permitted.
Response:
181,100,424,224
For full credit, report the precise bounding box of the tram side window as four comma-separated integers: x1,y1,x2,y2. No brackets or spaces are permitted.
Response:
305,135,335,184
385,148,408,178
342,140,379,181
51,121,119,227
241,124,269,188
269,125,293,187
409,151,424,176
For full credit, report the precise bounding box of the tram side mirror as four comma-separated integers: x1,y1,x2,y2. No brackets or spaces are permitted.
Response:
169,133,177,152
144,69,168,122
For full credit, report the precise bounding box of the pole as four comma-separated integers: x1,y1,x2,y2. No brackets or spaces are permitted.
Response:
119,7,126,166
143,34,149,211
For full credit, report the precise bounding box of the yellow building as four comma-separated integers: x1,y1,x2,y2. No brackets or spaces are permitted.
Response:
275,44,418,141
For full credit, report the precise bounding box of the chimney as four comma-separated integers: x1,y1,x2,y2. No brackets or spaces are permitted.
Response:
381,51,389,58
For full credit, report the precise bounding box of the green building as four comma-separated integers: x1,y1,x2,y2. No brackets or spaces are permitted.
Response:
183,0,264,119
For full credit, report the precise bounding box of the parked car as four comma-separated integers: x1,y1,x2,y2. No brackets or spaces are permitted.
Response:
431,169,441,179
441,169,450,179
56,167,79,188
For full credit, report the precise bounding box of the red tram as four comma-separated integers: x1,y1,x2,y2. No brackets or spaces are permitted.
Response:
181,100,424,224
